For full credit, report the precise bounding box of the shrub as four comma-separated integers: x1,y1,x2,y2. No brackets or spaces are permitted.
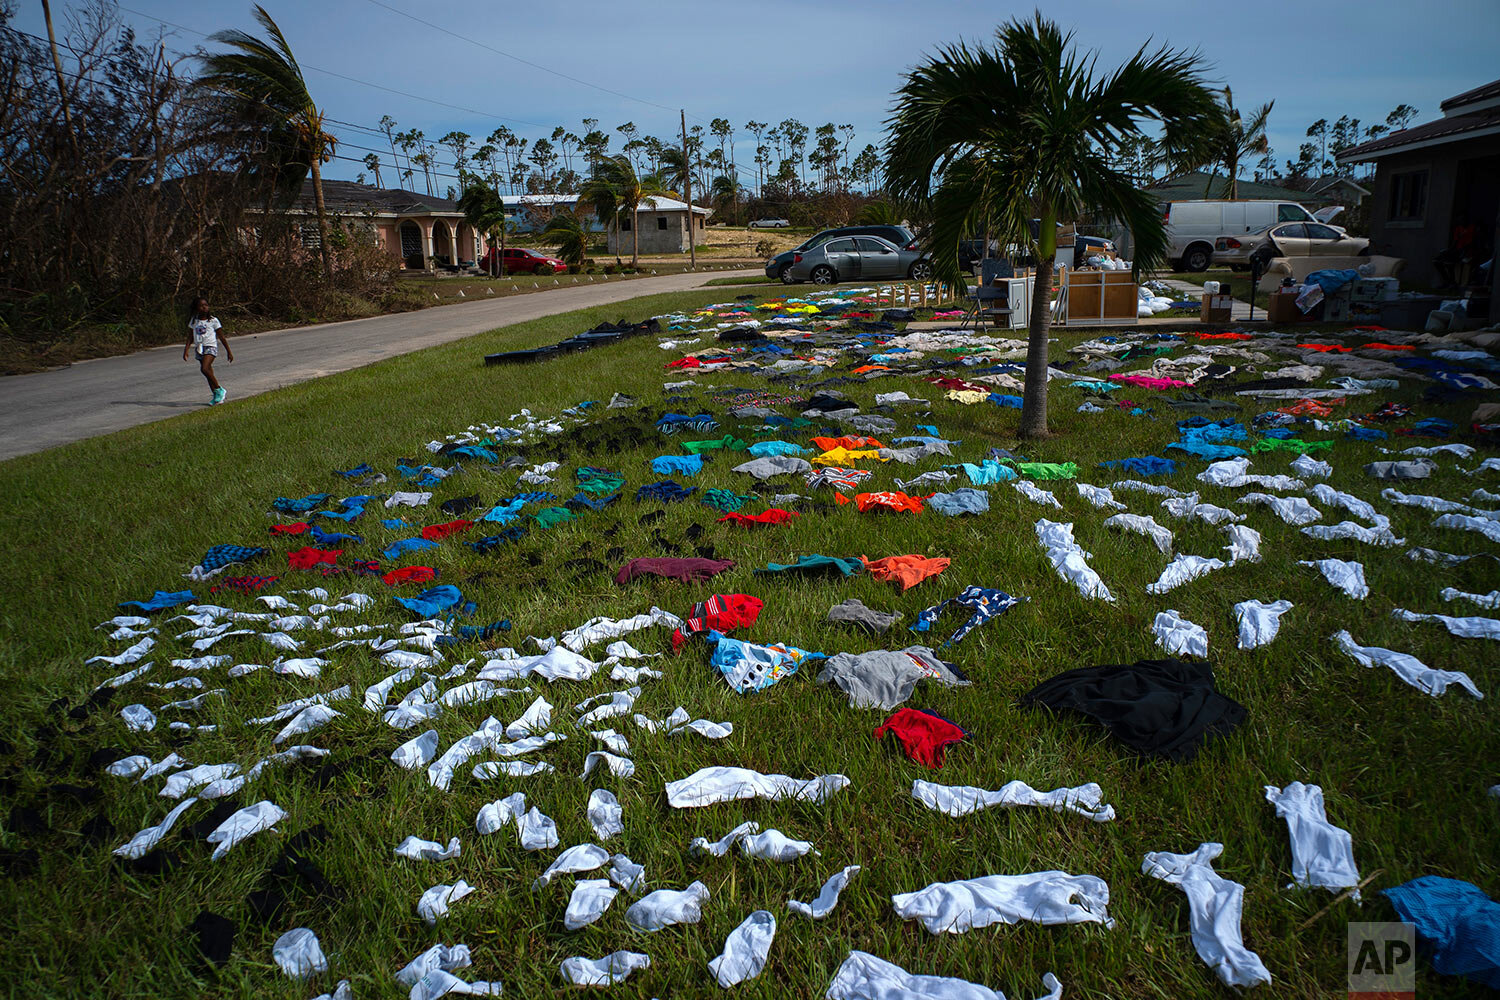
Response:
754,238,776,257
566,264,582,275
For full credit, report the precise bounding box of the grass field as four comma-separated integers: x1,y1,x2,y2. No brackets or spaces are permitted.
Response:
1169,269,1256,303
1,286,1496,998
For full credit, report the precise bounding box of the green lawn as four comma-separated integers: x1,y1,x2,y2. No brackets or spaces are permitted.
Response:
702,276,778,288
1166,268,1256,304
1,290,1495,998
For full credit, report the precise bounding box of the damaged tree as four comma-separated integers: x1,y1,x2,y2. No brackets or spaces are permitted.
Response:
884,14,1216,438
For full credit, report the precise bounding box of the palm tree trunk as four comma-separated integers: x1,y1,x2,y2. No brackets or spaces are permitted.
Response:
310,156,333,281
632,206,640,267
1019,209,1057,439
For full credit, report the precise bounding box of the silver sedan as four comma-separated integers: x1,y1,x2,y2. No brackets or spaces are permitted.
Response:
784,235,933,284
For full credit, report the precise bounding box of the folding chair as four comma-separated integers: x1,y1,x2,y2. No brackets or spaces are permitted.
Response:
963,257,1015,331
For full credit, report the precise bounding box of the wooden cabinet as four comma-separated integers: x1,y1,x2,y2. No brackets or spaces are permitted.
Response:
1058,269,1138,326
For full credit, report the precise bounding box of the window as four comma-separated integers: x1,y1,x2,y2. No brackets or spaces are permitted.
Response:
620,217,631,231
1389,170,1427,221
1305,223,1340,240
656,216,668,230
855,237,893,252
824,238,856,253
1278,204,1313,222
1273,224,1307,239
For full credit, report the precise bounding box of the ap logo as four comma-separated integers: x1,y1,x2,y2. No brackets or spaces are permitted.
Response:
1349,922,1416,998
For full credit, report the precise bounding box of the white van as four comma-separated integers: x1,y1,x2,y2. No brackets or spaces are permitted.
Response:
1163,200,1320,271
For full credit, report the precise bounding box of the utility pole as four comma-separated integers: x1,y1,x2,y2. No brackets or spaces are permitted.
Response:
41,0,76,151
682,109,696,269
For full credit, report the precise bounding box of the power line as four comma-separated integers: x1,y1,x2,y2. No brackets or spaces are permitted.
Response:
359,0,692,119
112,4,548,127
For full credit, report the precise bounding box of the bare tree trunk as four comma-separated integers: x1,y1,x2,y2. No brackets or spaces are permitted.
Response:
1019,208,1057,439
310,155,333,280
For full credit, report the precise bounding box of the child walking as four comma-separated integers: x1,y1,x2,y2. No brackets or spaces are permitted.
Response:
184,296,233,404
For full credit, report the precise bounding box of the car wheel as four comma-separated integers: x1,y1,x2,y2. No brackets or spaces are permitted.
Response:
1182,245,1212,272
810,265,836,285
908,260,933,282
778,266,796,285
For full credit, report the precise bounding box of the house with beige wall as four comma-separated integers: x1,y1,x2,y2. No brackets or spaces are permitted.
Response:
292,179,487,271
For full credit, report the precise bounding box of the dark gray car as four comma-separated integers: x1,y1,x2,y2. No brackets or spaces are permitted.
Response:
764,225,916,282
783,235,932,285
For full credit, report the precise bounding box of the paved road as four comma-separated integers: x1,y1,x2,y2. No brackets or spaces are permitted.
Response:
0,268,761,461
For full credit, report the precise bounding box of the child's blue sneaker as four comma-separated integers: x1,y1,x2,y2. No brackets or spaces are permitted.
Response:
212,387,226,405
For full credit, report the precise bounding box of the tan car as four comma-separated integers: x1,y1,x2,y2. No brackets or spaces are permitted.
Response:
1219,222,1368,270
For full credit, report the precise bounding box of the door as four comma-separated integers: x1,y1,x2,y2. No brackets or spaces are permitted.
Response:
1269,223,1309,257
1304,223,1348,255
855,237,900,279
822,238,858,279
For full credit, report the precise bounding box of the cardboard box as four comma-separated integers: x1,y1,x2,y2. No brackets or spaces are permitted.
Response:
1267,289,1303,323
1200,293,1233,323
1324,291,1352,322
1351,277,1399,302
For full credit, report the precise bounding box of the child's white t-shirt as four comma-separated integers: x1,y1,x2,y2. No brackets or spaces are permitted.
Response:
190,317,221,352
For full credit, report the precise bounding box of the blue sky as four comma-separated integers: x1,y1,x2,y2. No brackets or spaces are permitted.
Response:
20,0,1500,187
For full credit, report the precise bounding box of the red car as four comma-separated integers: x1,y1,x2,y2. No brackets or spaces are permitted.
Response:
479,247,567,275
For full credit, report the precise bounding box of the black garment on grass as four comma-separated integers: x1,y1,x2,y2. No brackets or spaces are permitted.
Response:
1019,658,1246,761
189,910,235,968
440,494,480,515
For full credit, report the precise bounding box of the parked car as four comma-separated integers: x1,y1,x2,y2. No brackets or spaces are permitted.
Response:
1231,222,1370,269
764,225,917,282
979,224,1116,270
957,239,998,272
479,247,566,275
1163,199,1325,271
747,218,790,228
782,235,932,285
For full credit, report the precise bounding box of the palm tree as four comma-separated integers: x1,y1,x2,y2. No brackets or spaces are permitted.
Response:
885,14,1215,438
542,212,588,266
579,155,667,267
1203,87,1273,199
363,152,382,188
656,146,689,195
458,182,508,276
710,175,739,218
856,200,902,225
200,5,338,280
